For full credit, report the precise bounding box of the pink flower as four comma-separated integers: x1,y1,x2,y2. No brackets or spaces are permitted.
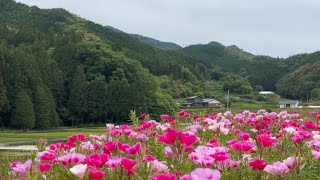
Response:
180,131,198,147
58,153,86,166
165,146,174,157
39,163,52,173
158,129,180,145
239,132,250,140
264,162,289,175
311,150,320,159
89,168,105,180
70,164,87,178
249,159,268,170
257,134,276,147
151,160,168,172
10,160,32,176
151,174,175,180
106,156,122,169
190,168,221,180
283,157,297,169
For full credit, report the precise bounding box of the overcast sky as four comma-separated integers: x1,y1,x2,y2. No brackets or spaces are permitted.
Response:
15,0,320,57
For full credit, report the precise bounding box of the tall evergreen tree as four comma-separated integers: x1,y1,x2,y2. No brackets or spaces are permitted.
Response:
68,66,88,125
11,89,36,129
0,74,9,127
33,86,51,129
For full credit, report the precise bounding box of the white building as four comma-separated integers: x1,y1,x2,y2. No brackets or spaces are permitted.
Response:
279,100,299,108
259,91,275,95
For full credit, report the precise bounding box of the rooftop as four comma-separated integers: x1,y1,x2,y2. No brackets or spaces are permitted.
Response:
279,100,299,104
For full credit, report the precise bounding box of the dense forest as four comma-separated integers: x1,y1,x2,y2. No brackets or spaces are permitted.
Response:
0,0,319,129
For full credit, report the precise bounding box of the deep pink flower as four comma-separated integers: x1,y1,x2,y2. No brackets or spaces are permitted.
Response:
117,142,130,152
103,141,116,154
121,158,137,170
85,153,109,168
161,114,170,120
292,134,303,143
37,151,57,161
229,140,254,152
151,174,175,180
178,111,186,117
142,155,156,162
180,131,198,147
257,134,276,147
190,168,221,180
249,159,268,170
126,142,141,155
39,163,51,173
158,129,180,145
89,168,106,180
140,113,147,119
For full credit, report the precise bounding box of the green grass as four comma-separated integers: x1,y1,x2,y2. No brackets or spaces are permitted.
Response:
0,127,106,143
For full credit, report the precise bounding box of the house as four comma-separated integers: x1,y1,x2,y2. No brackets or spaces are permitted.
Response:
185,96,222,108
186,96,203,105
279,100,299,108
259,91,275,95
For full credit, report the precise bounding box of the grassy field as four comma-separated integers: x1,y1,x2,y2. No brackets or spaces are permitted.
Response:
0,127,106,143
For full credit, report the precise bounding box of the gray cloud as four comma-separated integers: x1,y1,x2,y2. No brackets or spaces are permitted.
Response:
15,0,320,57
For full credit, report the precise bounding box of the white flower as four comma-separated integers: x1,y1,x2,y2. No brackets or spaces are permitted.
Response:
70,164,87,178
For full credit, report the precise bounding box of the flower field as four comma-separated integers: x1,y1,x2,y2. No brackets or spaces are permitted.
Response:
6,110,320,180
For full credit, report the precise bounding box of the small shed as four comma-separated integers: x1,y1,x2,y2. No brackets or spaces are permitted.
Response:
279,100,299,108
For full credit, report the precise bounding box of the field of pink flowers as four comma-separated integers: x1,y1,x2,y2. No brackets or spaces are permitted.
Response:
7,110,320,180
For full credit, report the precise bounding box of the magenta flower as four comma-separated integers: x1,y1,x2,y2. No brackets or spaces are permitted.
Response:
38,163,52,173
249,159,268,171
264,162,289,175
158,128,180,145
103,141,116,154
89,168,106,180
85,153,109,168
151,174,175,180
180,131,198,147
257,134,276,147
10,160,32,176
126,142,141,155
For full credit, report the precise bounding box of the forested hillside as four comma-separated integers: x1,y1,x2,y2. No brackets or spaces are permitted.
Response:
0,0,319,129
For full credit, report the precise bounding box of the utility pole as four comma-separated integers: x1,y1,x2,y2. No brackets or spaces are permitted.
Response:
227,90,230,111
